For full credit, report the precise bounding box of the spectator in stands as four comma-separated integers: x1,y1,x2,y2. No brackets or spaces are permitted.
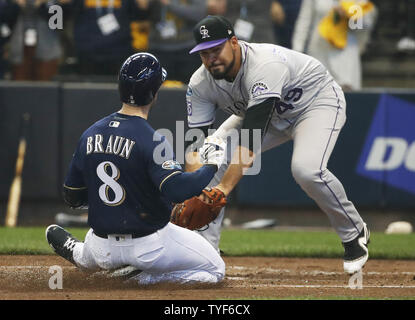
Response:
396,0,415,52
0,0,19,79
64,0,149,77
292,0,377,91
145,0,227,84
130,0,152,52
269,0,302,49
7,0,64,81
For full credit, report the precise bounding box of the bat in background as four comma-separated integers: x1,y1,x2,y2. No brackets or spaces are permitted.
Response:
5,113,31,227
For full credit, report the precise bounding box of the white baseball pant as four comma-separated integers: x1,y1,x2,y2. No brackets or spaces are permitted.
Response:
72,222,225,284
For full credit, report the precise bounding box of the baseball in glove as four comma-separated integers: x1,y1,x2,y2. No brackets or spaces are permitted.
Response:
170,187,227,230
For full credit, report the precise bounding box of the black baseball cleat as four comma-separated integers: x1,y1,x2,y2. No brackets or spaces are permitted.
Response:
45,224,80,265
343,223,370,274
108,266,143,281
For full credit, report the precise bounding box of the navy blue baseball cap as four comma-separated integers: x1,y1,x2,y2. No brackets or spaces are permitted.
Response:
189,15,235,54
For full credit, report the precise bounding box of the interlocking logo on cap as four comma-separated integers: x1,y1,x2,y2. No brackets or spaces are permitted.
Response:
200,25,210,39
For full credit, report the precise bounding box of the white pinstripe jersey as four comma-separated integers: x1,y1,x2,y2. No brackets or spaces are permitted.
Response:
187,41,335,129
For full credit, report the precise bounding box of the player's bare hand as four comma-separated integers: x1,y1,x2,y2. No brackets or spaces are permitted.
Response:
211,184,228,197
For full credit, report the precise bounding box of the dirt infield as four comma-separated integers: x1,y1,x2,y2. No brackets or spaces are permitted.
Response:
1,255,415,299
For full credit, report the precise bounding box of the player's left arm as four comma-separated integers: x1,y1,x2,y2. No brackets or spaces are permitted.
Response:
63,184,88,209
63,140,88,209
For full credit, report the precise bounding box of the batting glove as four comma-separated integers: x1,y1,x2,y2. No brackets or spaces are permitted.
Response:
199,136,227,168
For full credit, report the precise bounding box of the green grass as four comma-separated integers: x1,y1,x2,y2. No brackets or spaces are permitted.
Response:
0,227,414,259
0,227,88,255
220,229,415,259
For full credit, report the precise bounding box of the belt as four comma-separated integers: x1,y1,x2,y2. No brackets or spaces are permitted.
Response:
93,229,154,239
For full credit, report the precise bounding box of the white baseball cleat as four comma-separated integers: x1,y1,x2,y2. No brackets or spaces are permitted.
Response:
342,223,370,274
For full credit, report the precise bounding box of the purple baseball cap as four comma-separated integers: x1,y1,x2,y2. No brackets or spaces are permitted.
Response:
189,15,235,54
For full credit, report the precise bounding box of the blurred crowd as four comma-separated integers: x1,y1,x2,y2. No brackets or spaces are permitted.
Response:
0,0,227,83
0,0,411,90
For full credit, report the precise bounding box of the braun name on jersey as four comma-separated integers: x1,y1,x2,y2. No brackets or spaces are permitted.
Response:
86,134,136,159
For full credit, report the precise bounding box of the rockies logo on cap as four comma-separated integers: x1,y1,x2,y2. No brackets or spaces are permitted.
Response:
200,25,210,39
189,15,235,54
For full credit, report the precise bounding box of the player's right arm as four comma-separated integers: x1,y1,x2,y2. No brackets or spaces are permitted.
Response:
184,79,217,172
184,114,245,172
214,61,291,196
148,133,224,204
160,164,219,203
214,97,278,196
184,125,210,173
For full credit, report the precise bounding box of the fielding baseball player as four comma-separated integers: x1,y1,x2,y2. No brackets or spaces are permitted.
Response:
181,15,370,274
45,53,226,284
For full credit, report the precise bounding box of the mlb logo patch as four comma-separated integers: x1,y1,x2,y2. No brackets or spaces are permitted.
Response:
356,94,415,194
109,121,120,128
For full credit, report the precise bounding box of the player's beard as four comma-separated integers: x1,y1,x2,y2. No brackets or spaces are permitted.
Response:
209,50,236,80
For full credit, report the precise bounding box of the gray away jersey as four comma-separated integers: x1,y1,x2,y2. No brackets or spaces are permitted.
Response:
187,41,335,129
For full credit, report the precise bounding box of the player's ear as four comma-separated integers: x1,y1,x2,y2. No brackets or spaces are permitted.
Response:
230,36,238,47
